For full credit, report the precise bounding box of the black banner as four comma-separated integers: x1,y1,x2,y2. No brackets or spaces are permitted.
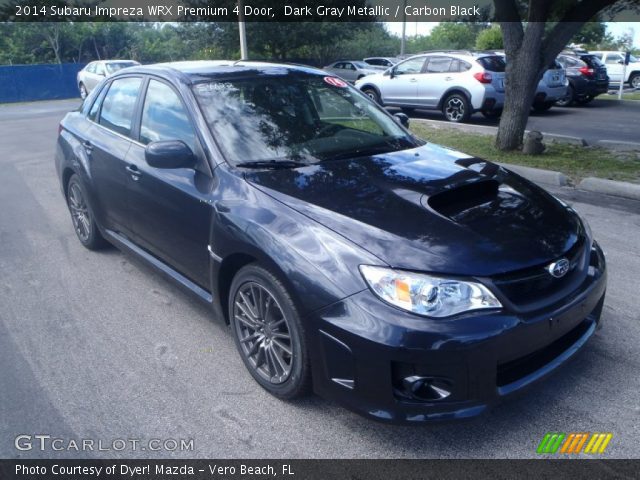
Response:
2,459,640,480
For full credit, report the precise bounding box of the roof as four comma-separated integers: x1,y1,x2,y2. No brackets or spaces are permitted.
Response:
115,60,326,84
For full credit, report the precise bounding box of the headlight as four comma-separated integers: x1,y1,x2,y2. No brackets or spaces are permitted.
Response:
359,265,502,318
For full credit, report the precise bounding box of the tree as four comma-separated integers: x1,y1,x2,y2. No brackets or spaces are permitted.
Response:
571,21,607,47
495,0,639,151
475,25,504,50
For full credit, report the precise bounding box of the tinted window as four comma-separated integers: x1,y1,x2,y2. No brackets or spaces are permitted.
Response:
88,85,109,122
95,63,106,76
477,56,506,72
98,77,142,137
581,55,604,68
395,57,425,75
193,76,414,165
140,80,196,151
605,54,622,64
366,59,383,66
426,57,452,73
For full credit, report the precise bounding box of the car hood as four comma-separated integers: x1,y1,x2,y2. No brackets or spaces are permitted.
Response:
244,144,583,277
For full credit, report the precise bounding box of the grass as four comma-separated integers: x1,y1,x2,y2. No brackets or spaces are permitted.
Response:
410,123,640,184
599,91,640,101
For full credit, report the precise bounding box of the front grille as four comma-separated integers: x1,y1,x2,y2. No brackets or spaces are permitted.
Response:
496,319,592,388
492,237,588,310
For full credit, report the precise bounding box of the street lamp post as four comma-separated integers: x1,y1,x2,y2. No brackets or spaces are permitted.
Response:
238,0,248,60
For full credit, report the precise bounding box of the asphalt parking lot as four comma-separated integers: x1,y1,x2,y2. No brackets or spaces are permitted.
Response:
407,95,640,145
1,99,639,459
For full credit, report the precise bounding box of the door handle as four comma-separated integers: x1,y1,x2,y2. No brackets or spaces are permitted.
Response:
445,77,453,81
82,141,93,154
409,78,418,83
125,164,141,180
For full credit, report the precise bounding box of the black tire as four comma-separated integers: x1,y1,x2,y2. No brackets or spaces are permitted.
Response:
79,83,88,100
401,107,415,114
481,109,502,119
532,102,554,112
629,73,640,90
229,264,311,400
66,174,108,250
575,95,594,105
442,93,471,123
555,85,574,107
362,87,381,105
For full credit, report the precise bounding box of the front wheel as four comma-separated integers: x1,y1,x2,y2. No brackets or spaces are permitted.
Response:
629,73,640,89
229,264,311,399
361,87,381,105
555,86,574,107
442,93,471,122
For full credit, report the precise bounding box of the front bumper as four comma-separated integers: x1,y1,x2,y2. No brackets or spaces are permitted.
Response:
309,242,607,423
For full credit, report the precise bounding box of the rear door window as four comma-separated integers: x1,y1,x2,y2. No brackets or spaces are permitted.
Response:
98,77,142,137
425,56,453,73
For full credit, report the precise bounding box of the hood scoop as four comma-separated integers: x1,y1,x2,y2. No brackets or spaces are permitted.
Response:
424,179,526,224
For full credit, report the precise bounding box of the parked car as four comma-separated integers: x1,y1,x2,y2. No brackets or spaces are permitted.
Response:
556,53,609,106
590,51,640,88
77,60,140,98
56,61,606,423
532,60,569,112
355,52,506,122
323,61,379,82
363,57,401,68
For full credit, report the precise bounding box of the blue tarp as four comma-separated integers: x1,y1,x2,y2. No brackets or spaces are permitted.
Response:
0,63,86,103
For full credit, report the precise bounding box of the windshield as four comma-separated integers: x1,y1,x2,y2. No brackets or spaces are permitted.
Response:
192,73,417,166
105,62,138,74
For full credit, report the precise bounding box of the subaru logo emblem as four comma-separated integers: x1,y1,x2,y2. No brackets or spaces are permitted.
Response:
547,258,570,278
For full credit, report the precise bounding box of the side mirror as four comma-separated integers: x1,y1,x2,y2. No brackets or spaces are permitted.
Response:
385,68,394,78
618,59,625,64
145,140,195,169
393,112,410,128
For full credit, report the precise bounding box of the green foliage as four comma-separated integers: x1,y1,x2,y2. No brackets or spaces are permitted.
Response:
475,26,503,50
406,23,477,53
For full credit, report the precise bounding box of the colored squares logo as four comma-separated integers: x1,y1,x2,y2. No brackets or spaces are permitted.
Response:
537,432,612,454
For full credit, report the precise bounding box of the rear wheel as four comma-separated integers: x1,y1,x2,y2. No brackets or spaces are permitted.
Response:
66,174,108,250
79,83,88,100
442,93,471,123
555,86,574,107
575,95,594,105
229,264,311,399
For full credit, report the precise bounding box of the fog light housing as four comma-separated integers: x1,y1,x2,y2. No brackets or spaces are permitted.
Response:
401,376,453,402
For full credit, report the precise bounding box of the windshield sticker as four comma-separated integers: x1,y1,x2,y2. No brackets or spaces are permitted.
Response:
324,76,347,88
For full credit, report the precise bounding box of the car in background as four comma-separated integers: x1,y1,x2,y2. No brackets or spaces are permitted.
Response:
590,51,640,88
532,60,568,112
556,53,609,106
323,61,380,82
355,52,506,122
363,57,401,69
77,60,140,98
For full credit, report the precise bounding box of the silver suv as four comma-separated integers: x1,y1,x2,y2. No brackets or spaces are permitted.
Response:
355,52,506,122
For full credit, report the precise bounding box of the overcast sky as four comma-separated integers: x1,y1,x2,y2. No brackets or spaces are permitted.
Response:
384,22,640,48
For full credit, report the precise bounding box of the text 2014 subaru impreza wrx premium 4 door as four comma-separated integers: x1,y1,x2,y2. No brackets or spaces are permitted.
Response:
55,61,607,423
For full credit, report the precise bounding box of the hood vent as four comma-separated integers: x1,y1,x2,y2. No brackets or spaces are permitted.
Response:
426,179,502,220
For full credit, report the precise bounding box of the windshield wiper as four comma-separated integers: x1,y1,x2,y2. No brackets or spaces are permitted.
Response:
235,159,310,169
321,145,399,163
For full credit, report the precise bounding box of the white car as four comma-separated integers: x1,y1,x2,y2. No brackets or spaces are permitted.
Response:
323,61,380,83
590,51,640,88
355,52,506,122
589,51,640,88
77,60,140,98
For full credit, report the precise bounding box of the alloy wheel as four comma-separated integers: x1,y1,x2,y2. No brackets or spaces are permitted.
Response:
68,183,91,242
445,97,465,121
631,75,640,89
233,282,293,384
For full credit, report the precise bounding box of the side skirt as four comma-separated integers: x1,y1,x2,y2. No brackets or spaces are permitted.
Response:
104,229,213,304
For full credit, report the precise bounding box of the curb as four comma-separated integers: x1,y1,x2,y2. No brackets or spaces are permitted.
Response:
497,163,568,187
577,177,640,202
412,118,587,146
413,118,640,151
